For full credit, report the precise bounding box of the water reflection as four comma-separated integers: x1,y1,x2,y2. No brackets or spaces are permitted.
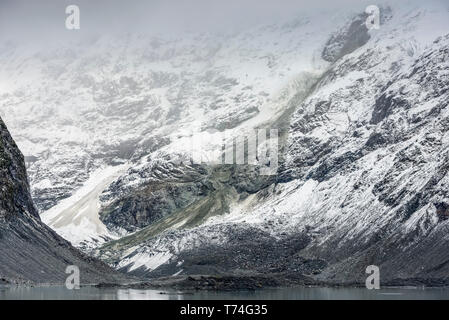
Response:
1,286,449,300
117,289,174,300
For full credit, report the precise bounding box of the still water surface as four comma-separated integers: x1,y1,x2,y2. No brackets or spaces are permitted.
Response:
1,286,449,300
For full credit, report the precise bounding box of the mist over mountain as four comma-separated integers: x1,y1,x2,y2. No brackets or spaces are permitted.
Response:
0,0,376,40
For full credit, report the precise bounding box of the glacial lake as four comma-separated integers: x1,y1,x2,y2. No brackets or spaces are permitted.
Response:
1,285,449,300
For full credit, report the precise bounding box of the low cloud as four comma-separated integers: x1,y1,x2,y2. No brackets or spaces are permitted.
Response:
0,0,377,42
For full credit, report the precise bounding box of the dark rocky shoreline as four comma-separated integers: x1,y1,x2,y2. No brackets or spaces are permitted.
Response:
93,273,449,291
2,273,449,293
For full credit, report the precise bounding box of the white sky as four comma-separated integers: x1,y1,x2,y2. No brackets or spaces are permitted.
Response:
0,0,378,41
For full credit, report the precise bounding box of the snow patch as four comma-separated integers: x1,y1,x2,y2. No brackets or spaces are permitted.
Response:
41,164,128,247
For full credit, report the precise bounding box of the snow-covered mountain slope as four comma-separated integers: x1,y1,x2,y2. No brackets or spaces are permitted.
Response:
41,164,128,249
96,2,449,284
1,0,449,285
0,9,339,211
0,6,353,246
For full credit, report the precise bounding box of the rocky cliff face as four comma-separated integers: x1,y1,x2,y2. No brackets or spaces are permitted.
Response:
0,116,128,284
280,31,449,284
0,117,37,220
